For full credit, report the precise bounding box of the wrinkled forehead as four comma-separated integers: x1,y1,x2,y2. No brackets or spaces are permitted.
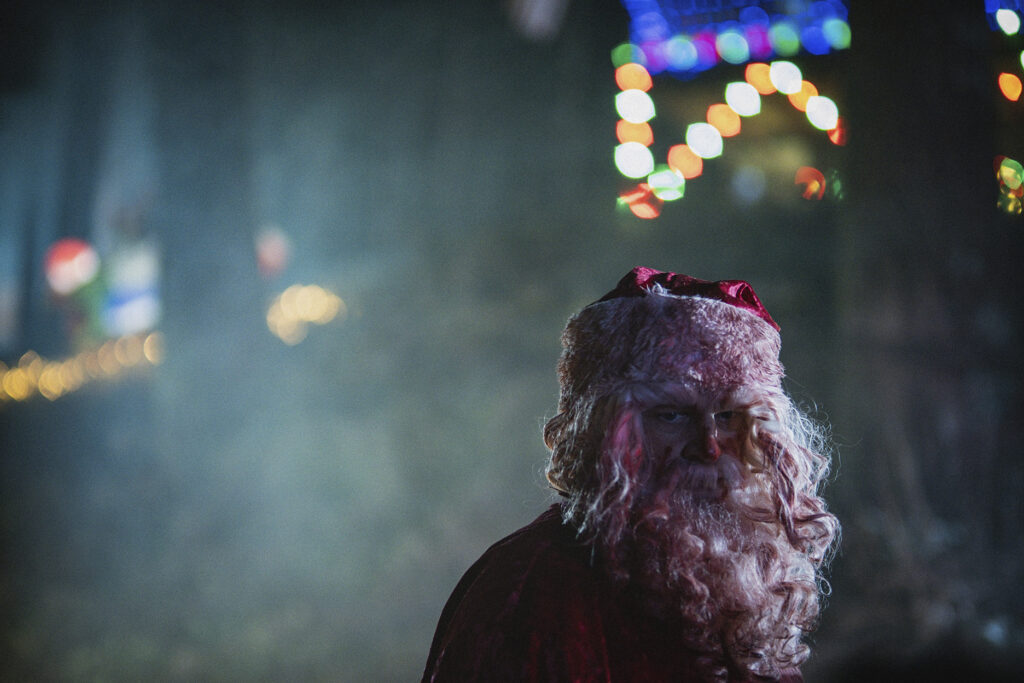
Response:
625,380,766,411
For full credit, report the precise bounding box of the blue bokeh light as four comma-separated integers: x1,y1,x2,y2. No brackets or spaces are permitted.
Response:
620,0,851,76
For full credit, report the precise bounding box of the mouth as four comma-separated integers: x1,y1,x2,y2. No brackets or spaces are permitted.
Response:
677,456,745,501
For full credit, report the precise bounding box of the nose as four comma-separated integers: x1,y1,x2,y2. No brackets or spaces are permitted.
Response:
681,418,721,464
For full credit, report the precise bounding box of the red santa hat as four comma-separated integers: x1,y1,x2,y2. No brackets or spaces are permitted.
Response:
555,267,784,412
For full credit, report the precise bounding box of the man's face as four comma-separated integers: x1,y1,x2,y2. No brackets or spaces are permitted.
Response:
640,386,748,500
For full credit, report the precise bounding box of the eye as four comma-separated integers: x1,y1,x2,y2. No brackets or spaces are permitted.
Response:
653,409,690,425
714,410,740,428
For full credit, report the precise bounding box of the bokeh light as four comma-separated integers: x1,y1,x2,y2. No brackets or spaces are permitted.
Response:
745,24,772,59
614,141,656,178
732,165,767,203
267,284,346,345
0,332,163,403
647,165,685,200
615,62,653,91
745,62,776,94
998,192,1023,214
615,89,656,123
685,122,723,159
787,80,818,111
616,120,654,146
634,10,669,43
998,72,1022,101
621,2,851,78
706,103,741,137
665,36,699,71
611,42,645,68
795,166,826,199
716,30,750,64
639,39,669,73
828,117,848,145
693,32,719,71
769,61,803,94
618,183,663,219
806,95,839,130
739,5,770,25
45,238,100,295
998,156,1024,190
996,9,1021,36
823,18,852,49
667,144,704,179
800,25,830,55
725,81,761,116
768,21,801,56
255,225,291,280
996,157,1024,214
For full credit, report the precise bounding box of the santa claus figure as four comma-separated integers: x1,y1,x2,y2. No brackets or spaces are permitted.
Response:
423,267,839,682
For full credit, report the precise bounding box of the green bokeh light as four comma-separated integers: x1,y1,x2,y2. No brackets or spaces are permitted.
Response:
611,42,645,68
822,18,851,50
716,31,750,65
768,21,801,57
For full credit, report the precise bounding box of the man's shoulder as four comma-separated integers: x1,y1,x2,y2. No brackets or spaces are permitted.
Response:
423,504,604,681
480,504,580,561
457,503,593,604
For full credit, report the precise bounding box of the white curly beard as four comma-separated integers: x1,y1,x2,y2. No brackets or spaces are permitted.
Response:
586,452,816,679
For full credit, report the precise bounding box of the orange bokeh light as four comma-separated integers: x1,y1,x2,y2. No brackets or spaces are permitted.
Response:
629,202,662,219
616,120,654,146
745,63,776,95
795,166,826,200
706,103,741,137
615,63,653,92
999,72,1022,101
828,117,847,145
787,80,818,111
667,144,704,179
619,183,663,219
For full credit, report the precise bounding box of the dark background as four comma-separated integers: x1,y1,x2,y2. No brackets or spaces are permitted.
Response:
1,1,1021,680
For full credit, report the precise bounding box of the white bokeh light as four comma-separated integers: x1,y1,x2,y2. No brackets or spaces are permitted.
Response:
615,89,656,123
806,96,839,131
725,81,761,116
685,123,723,159
768,61,802,94
614,142,655,178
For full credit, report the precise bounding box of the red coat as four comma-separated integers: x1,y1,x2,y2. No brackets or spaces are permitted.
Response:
423,505,802,682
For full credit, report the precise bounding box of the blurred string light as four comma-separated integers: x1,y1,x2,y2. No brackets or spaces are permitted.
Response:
0,332,163,403
266,284,346,345
617,0,850,78
995,156,1023,215
986,4,1024,216
614,58,845,218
